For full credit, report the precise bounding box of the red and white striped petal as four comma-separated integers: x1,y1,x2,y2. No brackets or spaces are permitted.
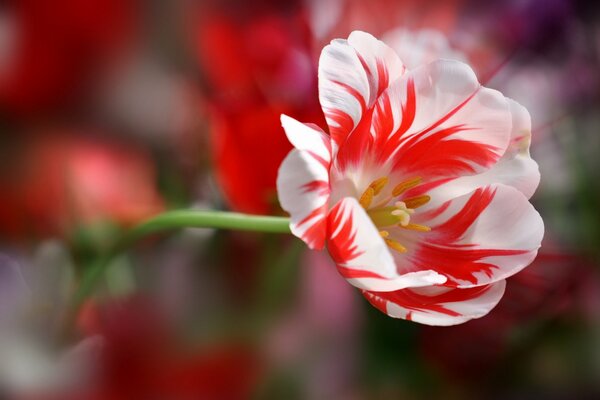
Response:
410,184,544,288
366,60,511,179
362,280,506,326
319,31,404,149
327,197,446,291
423,99,540,200
277,150,330,250
278,115,333,250
347,31,405,107
280,114,332,162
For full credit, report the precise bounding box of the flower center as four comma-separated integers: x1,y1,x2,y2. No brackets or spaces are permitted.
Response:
359,176,432,253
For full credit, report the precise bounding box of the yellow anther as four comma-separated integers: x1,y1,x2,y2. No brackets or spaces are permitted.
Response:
369,176,389,195
385,238,407,253
379,230,390,238
403,195,430,209
401,223,431,232
392,176,422,197
359,187,375,209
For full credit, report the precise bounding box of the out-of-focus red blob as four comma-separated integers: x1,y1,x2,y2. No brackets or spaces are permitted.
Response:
77,297,261,399
191,1,324,214
0,134,164,240
209,104,308,214
0,0,138,116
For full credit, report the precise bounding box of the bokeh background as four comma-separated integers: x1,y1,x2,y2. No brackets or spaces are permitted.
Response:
1,0,600,398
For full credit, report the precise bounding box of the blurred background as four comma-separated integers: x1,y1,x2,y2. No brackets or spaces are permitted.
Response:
1,0,600,398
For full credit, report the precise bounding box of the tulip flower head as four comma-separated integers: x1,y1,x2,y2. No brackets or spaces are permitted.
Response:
277,31,543,325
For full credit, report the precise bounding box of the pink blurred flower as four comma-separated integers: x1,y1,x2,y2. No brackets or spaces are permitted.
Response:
0,133,163,240
277,31,543,325
268,250,361,398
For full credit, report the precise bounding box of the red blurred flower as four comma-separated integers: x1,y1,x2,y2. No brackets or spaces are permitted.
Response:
0,133,163,240
0,0,137,116
77,296,261,400
191,1,324,214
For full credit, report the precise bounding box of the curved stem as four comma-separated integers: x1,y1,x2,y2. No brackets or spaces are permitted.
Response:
69,210,291,316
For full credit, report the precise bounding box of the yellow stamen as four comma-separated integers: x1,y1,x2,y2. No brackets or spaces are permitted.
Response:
359,187,375,209
379,230,390,238
369,176,389,195
401,223,431,232
403,195,430,209
385,238,407,253
392,176,422,197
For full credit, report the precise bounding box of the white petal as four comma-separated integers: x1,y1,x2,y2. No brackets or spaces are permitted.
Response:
327,197,446,291
363,280,506,326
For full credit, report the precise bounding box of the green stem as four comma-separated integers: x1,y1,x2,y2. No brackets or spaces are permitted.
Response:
69,210,291,318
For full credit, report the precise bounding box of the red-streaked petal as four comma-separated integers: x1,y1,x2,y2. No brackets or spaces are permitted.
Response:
347,31,405,106
319,39,368,149
318,31,404,149
410,184,543,288
362,280,506,326
347,60,511,179
422,99,540,200
280,114,332,164
277,149,330,250
327,197,446,291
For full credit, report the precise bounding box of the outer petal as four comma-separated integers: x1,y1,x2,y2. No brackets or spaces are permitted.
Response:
410,184,544,288
280,114,332,161
362,280,506,326
346,31,405,107
277,117,332,250
492,99,540,198
357,60,511,179
319,31,404,149
327,197,446,291
422,99,540,200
